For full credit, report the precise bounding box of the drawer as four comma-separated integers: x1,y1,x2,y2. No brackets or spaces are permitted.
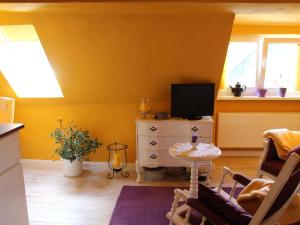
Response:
137,122,161,136
138,136,189,151
0,164,29,225
137,121,212,137
190,123,212,138
139,150,189,167
0,132,21,174
138,151,211,167
138,136,211,151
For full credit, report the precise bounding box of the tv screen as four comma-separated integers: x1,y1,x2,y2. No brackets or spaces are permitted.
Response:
171,83,215,119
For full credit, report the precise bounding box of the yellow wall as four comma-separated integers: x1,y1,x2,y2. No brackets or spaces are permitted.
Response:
0,8,234,162
15,102,168,162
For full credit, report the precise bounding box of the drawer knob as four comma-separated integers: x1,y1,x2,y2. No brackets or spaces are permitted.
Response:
191,127,199,132
150,141,157,146
150,154,157,159
149,126,157,131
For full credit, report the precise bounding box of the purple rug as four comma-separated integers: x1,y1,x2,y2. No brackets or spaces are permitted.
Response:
109,186,241,225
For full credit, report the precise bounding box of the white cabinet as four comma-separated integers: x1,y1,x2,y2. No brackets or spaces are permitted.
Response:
0,124,29,225
136,117,214,182
0,164,29,225
0,131,21,173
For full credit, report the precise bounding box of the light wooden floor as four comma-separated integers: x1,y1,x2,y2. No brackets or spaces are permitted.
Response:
22,157,260,225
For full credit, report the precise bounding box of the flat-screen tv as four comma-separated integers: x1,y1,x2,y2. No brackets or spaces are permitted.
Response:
171,83,215,120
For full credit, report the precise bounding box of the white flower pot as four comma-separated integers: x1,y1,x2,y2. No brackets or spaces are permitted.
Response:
62,159,83,177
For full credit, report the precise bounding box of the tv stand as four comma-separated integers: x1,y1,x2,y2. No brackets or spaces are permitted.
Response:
135,117,214,182
185,116,203,120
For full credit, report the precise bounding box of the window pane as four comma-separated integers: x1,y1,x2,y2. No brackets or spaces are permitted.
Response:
264,43,298,90
225,42,257,87
0,25,63,98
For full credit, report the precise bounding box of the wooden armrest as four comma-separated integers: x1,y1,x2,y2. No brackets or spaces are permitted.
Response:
232,174,251,186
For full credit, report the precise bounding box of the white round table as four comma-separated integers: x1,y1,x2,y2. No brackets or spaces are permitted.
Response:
169,143,221,198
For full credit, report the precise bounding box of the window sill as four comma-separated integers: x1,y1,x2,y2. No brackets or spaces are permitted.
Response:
217,88,300,101
217,96,300,101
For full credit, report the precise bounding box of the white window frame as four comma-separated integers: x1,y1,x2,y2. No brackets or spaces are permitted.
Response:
218,35,300,100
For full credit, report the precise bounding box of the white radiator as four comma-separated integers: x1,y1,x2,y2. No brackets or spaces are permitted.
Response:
217,113,300,148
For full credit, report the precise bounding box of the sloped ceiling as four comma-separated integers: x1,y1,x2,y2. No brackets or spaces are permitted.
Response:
0,3,235,104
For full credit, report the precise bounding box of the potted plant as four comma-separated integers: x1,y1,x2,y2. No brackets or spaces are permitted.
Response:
50,119,102,177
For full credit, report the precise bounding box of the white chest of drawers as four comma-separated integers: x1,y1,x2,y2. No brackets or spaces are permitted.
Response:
135,117,214,182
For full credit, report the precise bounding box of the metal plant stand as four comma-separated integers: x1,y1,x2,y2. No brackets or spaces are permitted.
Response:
107,142,129,179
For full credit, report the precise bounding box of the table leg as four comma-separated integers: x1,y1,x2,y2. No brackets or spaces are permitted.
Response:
206,160,213,185
136,162,141,183
190,161,199,198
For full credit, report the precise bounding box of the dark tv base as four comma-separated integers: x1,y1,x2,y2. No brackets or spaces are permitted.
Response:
184,116,203,120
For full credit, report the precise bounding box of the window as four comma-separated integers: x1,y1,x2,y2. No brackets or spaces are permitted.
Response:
264,42,298,90
222,37,300,95
0,25,63,98
225,42,257,88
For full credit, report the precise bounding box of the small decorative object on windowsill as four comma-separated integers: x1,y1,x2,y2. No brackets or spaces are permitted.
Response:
279,87,287,97
107,141,129,179
256,88,268,97
277,73,287,97
230,82,246,97
139,97,150,118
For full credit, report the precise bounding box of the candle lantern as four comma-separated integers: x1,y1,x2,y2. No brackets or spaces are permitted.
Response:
139,97,150,118
107,141,129,179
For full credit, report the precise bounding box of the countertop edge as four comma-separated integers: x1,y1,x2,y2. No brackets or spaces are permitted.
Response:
0,123,24,138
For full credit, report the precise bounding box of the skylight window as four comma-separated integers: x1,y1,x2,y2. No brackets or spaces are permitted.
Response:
0,25,63,98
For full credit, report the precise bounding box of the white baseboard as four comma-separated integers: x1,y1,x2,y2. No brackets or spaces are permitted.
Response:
21,159,137,171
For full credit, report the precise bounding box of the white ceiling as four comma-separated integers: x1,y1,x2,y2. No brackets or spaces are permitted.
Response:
235,14,300,26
